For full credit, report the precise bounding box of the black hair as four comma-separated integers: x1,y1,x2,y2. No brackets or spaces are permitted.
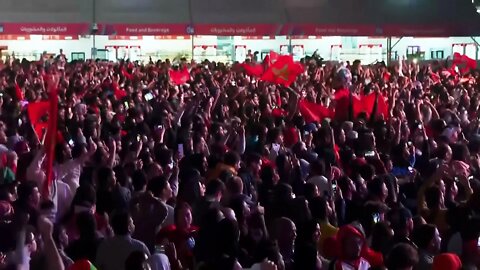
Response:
97,167,114,190
17,181,37,205
147,176,168,197
76,211,97,240
411,224,437,250
309,196,328,221
386,243,419,270
425,186,442,210
131,170,147,192
206,178,226,197
125,251,147,270
367,177,385,199
110,210,131,236
224,151,240,167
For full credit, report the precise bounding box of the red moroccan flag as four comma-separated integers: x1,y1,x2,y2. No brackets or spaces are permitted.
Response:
242,63,264,77
298,99,333,123
169,68,190,85
28,101,50,140
15,83,24,101
377,94,389,120
263,51,280,69
430,72,441,84
334,88,357,121
453,52,477,74
269,51,279,65
261,55,304,87
353,93,389,120
121,66,134,80
43,83,59,198
112,82,127,100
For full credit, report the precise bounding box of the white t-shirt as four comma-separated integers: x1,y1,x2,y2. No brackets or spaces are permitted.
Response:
148,253,170,270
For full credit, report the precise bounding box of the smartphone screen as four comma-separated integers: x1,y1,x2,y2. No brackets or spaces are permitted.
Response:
373,213,380,223
178,144,184,158
145,92,154,101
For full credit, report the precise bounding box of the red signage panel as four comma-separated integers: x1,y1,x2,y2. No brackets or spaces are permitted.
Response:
98,24,191,36
193,24,284,36
0,23,90,35
286,24,379,36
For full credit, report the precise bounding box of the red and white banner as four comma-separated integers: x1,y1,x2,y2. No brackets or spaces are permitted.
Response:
0,35,30,40
0,23,478,37
241,36,275,40
42,35,78,40
193,24,284,36
0,23,90,35
108,35,143,40
287,24,378,36
98,24,191,36
154,35,191,40
382,25,453,37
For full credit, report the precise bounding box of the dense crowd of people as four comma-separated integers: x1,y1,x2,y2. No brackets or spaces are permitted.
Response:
0,49,478,270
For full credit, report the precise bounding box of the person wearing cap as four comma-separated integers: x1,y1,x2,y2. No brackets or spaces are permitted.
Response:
331,225,371,270
432,253,462,270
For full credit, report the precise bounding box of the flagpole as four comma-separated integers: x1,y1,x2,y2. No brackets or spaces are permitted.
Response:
191,35,194,61
288,35,292,55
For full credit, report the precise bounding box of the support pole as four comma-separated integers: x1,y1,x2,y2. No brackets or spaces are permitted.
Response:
289,35,293,54
471,36,480,60
386,37,392,66
91,0,97,59
191,35,194,61
471,36,480,47
386,36,404,65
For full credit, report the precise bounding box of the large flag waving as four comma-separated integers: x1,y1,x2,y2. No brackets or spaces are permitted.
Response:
28,101,50,140
169,68,190,85
353,92,389,120
269,51,279,65
453,52,477,74
241,63,264,77
261,55,304,87
44,83,58,198
333,88,356,121
298,99,334,123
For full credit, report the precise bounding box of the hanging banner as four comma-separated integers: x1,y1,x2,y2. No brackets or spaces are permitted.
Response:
108,35,143,40
193,24,284,36
0,23,90,35
97,23,191,36
0,35,30,40
42,35,79,40
286,24,379,36
154,35,190,40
